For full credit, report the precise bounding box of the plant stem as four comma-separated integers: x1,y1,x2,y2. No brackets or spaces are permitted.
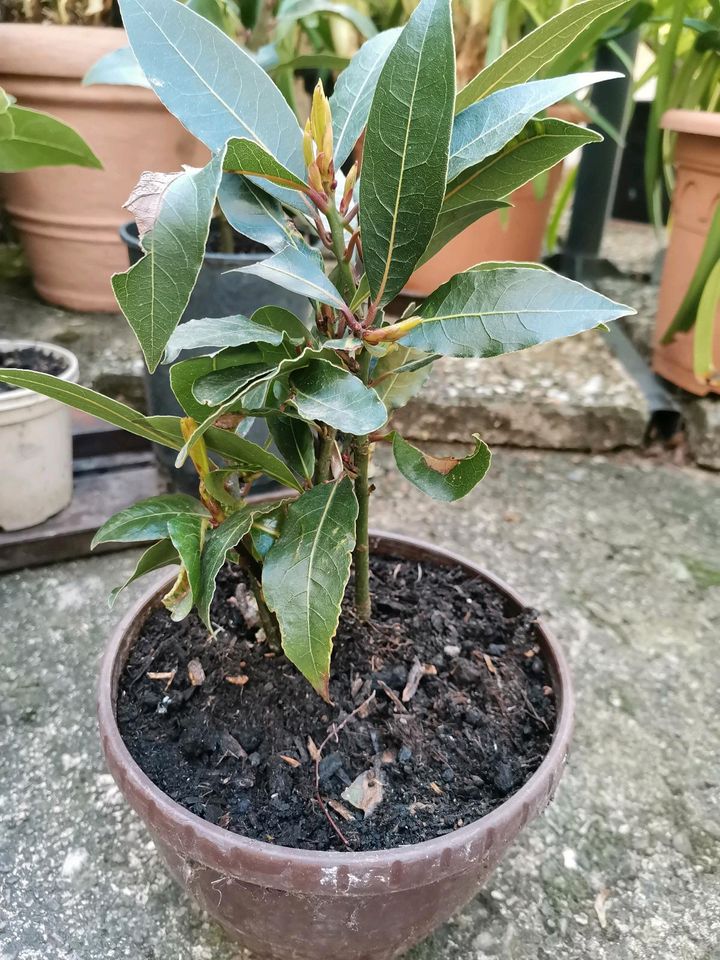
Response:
353,349,372,621
236,538,282,652
314,427,336,484
325,196,356,305
218,211,235,254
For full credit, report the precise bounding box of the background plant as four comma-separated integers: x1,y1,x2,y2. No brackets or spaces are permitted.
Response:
0,0,633,700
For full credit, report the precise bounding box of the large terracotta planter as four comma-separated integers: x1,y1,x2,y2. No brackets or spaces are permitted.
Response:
653,109,720,396
0,23,206,312
403,103,583,298
98,533,574,960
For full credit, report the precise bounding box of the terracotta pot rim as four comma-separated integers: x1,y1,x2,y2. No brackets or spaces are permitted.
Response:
661,108,720,139
98,531,574,887
0,22,127,79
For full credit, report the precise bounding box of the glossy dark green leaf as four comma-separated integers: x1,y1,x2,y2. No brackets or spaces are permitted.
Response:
118,0,304,170
218,174,299,253
167,513,206,620
108,539,180,608
289,360,388,433
330,28,402,168
193,361,275,405
268,414,316,481
204,427,303,490
197,506,255,626
237,243,345,309
392,432,491,502
250,501,288,558
456,0,634,111
0,371,185,450
400,265,635,358
92,494,210,547
449,72,616,181
416,199,510,269
223,137,310,208
113,152,223,372
165,306,308,364
262,477,358,697
443,118,601,211
170,347,266,419
371,346,437,411
0,105,101,172
359,0,455,306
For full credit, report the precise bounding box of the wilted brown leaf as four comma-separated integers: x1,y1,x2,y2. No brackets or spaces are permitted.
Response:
402,658,437,702
124,169,188,239
327,798,356,822
187,658,205,686
341,770,384,818
225,674,249,686
280,754,301,768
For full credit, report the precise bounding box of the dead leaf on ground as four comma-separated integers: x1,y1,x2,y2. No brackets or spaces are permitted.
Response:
377,680,407,713
327,798,355,822
483,654,497,675
594,888,611,929
280,754,301,768
342,770,384,818
226,674,249,686
429,782,443,796
187,658,205,686
218,731,247,760
402,658,437,702
307,736,320,762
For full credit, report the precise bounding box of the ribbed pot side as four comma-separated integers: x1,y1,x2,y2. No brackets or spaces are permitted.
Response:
98,533,574,960
653,109,720,396
0,23,207,313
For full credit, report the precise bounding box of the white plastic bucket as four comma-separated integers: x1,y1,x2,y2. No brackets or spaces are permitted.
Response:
0,339,79,531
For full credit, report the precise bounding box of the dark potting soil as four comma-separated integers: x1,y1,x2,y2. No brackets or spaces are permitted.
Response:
117,556,557,852
0,346,67,394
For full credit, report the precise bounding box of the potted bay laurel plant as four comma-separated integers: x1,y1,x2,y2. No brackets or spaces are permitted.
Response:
0,0,634,954
0,85,98,530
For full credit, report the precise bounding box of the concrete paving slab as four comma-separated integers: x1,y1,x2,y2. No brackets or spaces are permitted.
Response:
1,448,718,960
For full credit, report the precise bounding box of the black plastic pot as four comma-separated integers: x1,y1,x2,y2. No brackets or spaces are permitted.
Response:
120,222,311,494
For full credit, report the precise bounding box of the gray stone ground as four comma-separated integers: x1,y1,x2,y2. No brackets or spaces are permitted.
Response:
1,447,719,960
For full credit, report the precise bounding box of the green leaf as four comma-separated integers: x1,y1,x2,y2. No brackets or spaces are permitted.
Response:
349,273,370,311
371,346,437,411
693,258,720,382
197,505,255,626
83,46,150,88
237,243,346,309
250,501,287,558
0,105,101,172
0,371,185,450
223,137,310,200
456,0,634,111
164,314,291,364
359,0,455,306
108,539,180,608
449,72,616,181
112,153,223,372
443,118,601,211
289,360,388,433
330,28,402,168
262,477,358,697
392,432,492,502
204,428,302,490
118,0,304,168
193,361,276,405
167,513,207,619
400,265,635,358
278,0,377,38
218,174,300,253
187,0,234,32
416,199,510,269
92,494,210,547
268,415,316,481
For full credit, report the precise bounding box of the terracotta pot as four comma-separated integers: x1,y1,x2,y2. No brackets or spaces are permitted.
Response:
403,103,584,298
652,109,720,396
0,23,206,313
98,532,574,960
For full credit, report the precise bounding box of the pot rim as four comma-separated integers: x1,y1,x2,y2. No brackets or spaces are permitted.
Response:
0,339,79,410
119,220,273,267
98,531,574,885
661,108,720,139
0,22,128,79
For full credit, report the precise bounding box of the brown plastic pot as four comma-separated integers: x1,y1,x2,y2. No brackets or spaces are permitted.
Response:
0,23,206,312
652,109,720,396
403,103,583,298
98,532,574,960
